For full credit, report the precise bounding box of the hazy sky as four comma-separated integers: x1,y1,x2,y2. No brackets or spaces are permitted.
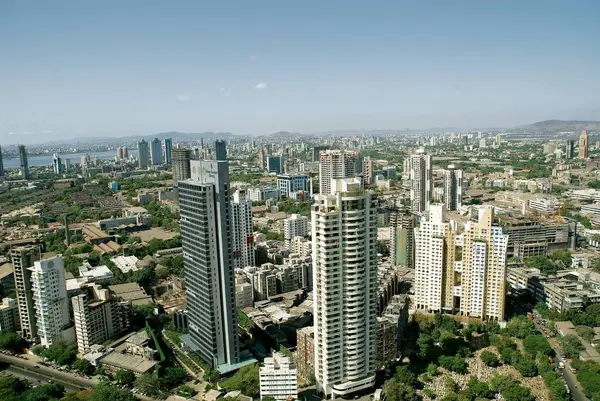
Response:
2,0,600,142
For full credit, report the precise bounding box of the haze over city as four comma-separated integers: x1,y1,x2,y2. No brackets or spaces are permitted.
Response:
2,0,600,143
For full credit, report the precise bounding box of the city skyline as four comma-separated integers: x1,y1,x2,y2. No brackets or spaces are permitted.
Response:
2,1,600,141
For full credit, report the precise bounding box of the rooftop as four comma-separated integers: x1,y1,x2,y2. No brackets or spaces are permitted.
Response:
99,351,158,374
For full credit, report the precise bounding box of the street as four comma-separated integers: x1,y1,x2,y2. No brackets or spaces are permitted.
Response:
533,320,589,401
1,364,82,393
0,353,158,401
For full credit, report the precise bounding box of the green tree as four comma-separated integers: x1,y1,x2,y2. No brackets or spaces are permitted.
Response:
501,385,535,401
394,365,417,386
549,249,572,268
0,376,30,400
220,364,261,398
560,334,584,358
88,383,137,401
506,315,535,338
0,331,27,352
575,325,595,342
383,378,415,401
524,255,557,275
115,369,136,386
73,358,96,375
489,374,518,394
135,373,162,398
22,383,65,401
523,334,552,356
438,355,468,374
480,350,500,367
515,355,537,377
161,367,188,389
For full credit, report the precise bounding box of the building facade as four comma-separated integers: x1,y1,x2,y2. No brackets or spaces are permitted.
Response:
179,141,240,370
579,130,589,159
442,165,463,211
231,190,255,269
0,298,20,333
259,352,298,401
409,152,432,213
164,138,173,165
138,139,150,169
10,245,40,341
284,214,309,242
390,209,415,268
318,150,358,195
267,155,283,174
277,174,308,198
151,138,163,165
53,154,63,175
363,156,374,185
19,144,29,179
29,256,71,347
311,181,378,397
172,148,192,184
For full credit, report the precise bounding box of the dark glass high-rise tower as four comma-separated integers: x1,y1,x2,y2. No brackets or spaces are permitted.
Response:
179,141,240,370
19,145,29,179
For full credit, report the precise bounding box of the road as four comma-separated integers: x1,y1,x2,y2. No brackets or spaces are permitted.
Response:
0,353,158,401
1,364,82,393
533,320,589,401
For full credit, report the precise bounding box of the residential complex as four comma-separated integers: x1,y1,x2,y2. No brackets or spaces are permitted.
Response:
311,179,378,397
318,149,358,195
389,209,415,268
414,205,508,321
408,151,432,213
231,189,255,269
442,165,463,211
29,256,72,347
259,352,298,401
10,245,40,341
283,214,309,243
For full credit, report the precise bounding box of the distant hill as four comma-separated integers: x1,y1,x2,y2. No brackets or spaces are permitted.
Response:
512,120,600,133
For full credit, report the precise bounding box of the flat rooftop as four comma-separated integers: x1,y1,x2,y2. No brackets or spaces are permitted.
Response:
99,351,158,374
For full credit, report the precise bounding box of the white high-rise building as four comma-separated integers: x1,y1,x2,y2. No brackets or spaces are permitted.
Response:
284,214,308,242
311,179,378,397
409,151,432,213
414,205,509,321
318,150,358,195
29,256,71,347
442,165,463,211
459,207,509,320
231,189,255,269
53,153,63,174
10,245,40,341
259,351,298,401
414,205,455,313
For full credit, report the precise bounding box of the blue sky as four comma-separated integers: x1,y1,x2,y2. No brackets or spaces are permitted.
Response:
1,0,599,142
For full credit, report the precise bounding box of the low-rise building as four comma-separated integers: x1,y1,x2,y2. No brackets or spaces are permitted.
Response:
0,297,20,332
110,255,141,274
508,267,600,312
259,351,298,401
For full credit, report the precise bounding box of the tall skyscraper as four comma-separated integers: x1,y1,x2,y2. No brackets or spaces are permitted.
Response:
363,156,374,185
81,153,90,168
390,208,415,268
318,149,358,195
579,130,589,159
0,145,4,177
151,138,163,165
53,153,63,175
409,151,432,213
442,165,463,211
179,141,240,370
29,255,70,347
138,139,150,169
414,205,455,313
459,207,508,321
164,138,173,165
172,148,192,184
231,189,255,269
10,245,41,341
19,145,29,179
566,140,574,159
414,205,508,321
311,178,378,397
